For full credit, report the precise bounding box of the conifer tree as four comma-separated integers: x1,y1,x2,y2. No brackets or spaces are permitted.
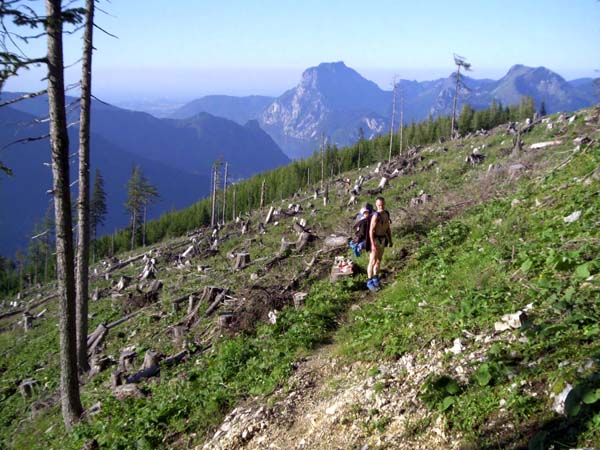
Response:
450,54,472,139
90,169,107,245
125,165,159,250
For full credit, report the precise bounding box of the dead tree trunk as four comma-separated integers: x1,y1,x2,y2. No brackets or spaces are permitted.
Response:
75,0,95,374
222,161,228,224
46,0,83,428
260,179,266,209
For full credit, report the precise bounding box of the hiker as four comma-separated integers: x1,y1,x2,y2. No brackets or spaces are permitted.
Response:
367,196,392,291
349,203,373,257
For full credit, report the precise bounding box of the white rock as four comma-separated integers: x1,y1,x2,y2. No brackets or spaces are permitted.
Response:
563,210,582,223
511,199,521,208
552,384,573,415
446,338,465,355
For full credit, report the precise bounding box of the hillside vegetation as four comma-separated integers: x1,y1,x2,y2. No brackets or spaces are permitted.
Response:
1,105,599,450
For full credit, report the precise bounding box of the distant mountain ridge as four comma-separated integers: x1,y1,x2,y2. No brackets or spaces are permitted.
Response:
0,93,290,256
173,62,597,158
171,95,274,124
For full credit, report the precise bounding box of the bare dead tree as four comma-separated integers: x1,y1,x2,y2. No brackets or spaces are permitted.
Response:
320,133,325,190
357,127,364,170
450,54,472,139
210,160,221,228
389,76,397,162
221,161,228,224
75,0,95,374
399,83,404,155
260,178,266,209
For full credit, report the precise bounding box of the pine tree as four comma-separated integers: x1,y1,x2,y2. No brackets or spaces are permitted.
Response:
90,169,107,244
540,100,547,116
125,165,159,250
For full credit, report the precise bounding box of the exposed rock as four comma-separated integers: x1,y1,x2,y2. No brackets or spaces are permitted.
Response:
494,311,527,332
563,210,582,224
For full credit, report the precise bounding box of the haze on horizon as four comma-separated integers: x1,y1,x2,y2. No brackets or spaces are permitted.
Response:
3,0,599,102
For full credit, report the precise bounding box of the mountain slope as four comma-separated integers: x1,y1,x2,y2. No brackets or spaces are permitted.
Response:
171,64,595,159
1,106,599,450
0,106,209,256
170,95,275,124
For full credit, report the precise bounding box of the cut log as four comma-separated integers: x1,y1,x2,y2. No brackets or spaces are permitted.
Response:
181,245,195,259
87,324,108,355
234,252,251,270
205,292,227,317
324,235,349,248
124,350,188,384
105,253,146,274
529,140,563,150
378,177,388,190
265,206,275,224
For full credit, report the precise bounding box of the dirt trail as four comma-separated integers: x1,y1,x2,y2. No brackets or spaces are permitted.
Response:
198,339,463,450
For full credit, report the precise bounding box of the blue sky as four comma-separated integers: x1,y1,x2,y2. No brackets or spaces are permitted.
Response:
4,0,600,101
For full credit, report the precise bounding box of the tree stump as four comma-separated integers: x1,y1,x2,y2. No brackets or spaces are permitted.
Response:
118,350,137,372
116,276,132,292
296,232,313,251
23,311,33,331
89,355,114,378
140,350,163,371
279,240,294,257
172,325,187,350
218,312,234,330
234,252,251,270
293,292,308,309
18,379,38,399
187,294,199,315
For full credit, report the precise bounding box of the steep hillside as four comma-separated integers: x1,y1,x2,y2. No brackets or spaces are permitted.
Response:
0,106,599,450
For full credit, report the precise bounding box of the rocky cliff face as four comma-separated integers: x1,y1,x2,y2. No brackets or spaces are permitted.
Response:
260,62,388,158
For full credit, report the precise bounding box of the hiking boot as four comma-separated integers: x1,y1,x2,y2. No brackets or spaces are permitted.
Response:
366,279,379,292
372,276,380,288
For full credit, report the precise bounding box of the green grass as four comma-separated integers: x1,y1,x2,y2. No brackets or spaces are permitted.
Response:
1,107,599,449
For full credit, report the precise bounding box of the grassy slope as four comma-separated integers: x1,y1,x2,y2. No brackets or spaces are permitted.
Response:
0,107,599,449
